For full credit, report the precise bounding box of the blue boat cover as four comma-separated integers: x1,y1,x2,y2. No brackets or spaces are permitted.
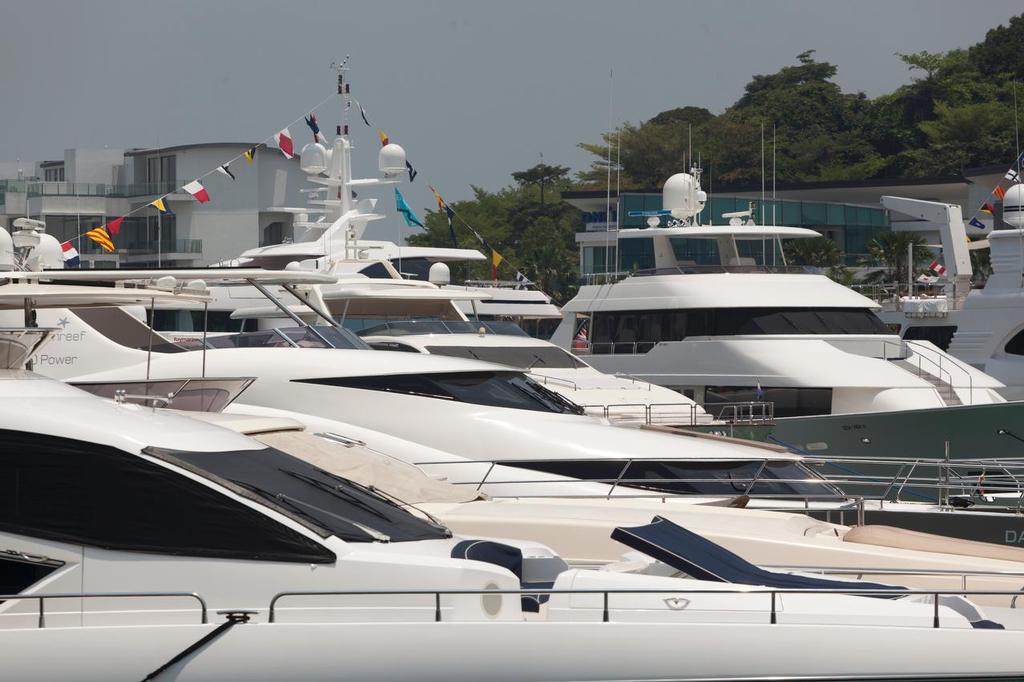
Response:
611,516,903,596
451,539,550,612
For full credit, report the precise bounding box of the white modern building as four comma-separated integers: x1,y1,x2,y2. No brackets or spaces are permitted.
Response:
0,143,310,267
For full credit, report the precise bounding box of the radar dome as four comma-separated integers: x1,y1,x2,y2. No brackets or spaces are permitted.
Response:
379,143,407,178
0,227,13,271
1004,183,1024,230
31,233,63,271
299,143,330,175
663,172,706,220
428,262,451,285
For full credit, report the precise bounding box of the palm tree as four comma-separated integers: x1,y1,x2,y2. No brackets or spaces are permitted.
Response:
783,237,841,268
862,231,932,291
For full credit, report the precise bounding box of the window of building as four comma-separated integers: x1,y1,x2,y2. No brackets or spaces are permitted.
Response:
296,371,584,414
903,325,958,352
582,246,617,275
0,429,335,563
1004,328,1024,356
705,385,833,418
43,167,65,182
146,155,176,187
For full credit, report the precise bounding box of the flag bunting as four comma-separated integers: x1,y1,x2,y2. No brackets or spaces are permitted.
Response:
183,179,211,203
394,188,424,228
60,241,80,268
275,128,294,158
217,164,236,181
85,227,115,253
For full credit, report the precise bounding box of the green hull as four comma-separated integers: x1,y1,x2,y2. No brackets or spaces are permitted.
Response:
744,401,1024,460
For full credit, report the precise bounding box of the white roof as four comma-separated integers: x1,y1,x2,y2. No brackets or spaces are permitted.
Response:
0,282,211,308
11,268,337,286
576,225,821,243
563,272,879,312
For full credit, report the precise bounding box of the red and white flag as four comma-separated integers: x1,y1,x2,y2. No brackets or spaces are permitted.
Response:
929,259,947,276
275,128,294,159
183,179,210,203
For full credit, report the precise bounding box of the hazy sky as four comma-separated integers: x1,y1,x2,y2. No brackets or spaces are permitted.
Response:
1,0,1021,207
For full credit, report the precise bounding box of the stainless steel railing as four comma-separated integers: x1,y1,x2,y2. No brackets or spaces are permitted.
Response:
0,591,208,628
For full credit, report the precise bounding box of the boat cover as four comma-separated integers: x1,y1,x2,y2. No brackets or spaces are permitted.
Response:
612,515,902,596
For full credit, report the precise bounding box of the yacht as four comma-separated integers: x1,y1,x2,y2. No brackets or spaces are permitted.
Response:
4,327,1020,679
875,188,1024,403
551,168,1024,460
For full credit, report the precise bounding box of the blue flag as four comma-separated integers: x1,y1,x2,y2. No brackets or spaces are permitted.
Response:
968,216,986,230
394,188,424,228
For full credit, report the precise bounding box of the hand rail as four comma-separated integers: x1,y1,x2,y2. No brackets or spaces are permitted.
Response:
904,339,975,405
267,586,1024,625
0,591,208,627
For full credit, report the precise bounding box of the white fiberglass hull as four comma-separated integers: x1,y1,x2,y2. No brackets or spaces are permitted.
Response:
5,620,1024,681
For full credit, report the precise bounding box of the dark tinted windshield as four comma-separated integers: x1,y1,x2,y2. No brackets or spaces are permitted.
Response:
425,345,585,369
357,319,529,338
296,371,585,414
508,459,840,497
149,445,451,543
204,326,370,350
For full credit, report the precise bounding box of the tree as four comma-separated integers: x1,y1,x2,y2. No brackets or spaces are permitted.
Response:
861,231,931,291
783,237,841,267
511,163,570,205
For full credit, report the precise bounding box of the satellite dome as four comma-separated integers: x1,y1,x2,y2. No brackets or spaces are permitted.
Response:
32,234,63,270
299,143,330,175
379,143,407,178
663,172,706,220
428,262,451,285
1004,183,1024,230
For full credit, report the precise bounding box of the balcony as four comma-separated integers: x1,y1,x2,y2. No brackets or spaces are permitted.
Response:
24,180,181,198
117,239,203,256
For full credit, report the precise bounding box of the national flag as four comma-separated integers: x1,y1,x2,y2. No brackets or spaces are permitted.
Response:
216,164,236,181
105,216,124,236
929,259,947,276
980,202,995,215
490,249,503,280
84,227,115,253
378,129,389,147
969,216,986,230
1007,169,1020,183
150,197,171,214
574,325,588,342
358,101,371,127
183,179,210,203
305,113,326,143
755,381,765,400
406,160,417,182
60,241,80,268
275,128,294,158
572,323,588,349
993,185,1006,200
244,146,257,164
394,188,424,228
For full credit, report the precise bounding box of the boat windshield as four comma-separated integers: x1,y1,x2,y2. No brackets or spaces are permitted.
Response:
356,319,530,338
203,326,370,350
296,371,586,415
425,345,586,369
147,445,452,543
505,459,842,498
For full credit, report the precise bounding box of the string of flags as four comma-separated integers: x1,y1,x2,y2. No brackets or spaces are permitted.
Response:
59,90,339,267
967,151,1024,231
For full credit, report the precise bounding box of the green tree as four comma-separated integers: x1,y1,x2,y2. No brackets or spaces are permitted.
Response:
511,163,571,205
861,231,931,291
783,237,841,267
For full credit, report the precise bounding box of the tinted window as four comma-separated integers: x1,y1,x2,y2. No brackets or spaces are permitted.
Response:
152,309,247,333
904,325,957,351
509,459,839,497
590,307,889,352
1005,329,1024,356
153,446,450,543
0,430,334,563
296,372,584,414
705,386,832,418
0,553,62,596
426,345,586,369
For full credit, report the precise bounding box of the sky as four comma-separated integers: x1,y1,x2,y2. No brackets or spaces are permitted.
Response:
1,0,1022,209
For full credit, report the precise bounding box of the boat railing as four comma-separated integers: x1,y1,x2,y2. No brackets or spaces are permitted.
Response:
0,592,208,628
854,281,967,314
267,586,1024,624
577,400,773,427
878,338,973,404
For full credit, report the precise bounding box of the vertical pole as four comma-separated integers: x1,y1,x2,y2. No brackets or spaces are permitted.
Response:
907,242,913,297
157,152,162,268
201,301,209,378
146,297,155,381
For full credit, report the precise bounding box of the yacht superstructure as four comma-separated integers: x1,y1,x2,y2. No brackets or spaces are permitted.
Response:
552,169,1024,460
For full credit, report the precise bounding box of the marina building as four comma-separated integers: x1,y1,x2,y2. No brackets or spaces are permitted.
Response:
0,144,308,268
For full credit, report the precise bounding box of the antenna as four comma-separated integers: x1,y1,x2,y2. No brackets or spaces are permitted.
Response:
605,67,613,279
1015,80,1021,182
760,120,765,226
772,123,777,227
332,56,351,136
688,123,692,171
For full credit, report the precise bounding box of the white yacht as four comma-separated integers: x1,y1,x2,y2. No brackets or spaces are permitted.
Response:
876,187,1024,403
552,169,1024,460
5,328,1021,680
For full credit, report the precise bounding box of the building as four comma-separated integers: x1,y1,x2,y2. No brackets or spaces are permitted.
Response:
563,165,1016,268
0,144,309,267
